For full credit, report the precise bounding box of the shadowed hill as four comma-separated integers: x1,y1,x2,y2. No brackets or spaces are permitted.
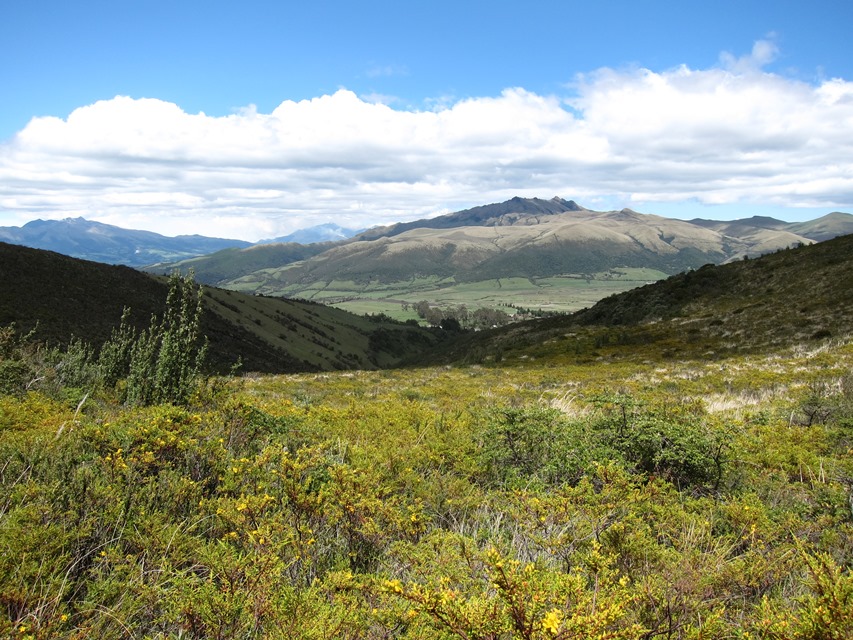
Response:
145,242,333,286
0,242,445,373
570,233,853,333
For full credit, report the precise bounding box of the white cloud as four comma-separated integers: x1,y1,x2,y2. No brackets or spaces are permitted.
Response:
719,37,780,73
2,42,852,240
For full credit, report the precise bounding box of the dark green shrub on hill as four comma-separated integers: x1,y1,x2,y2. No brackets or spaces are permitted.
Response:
478,406,611,488
590,393,730,491
0,324,36,395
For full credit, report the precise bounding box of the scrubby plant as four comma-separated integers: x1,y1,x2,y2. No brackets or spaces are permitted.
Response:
122,271,208,406
3,292,853,637
97,306,137,390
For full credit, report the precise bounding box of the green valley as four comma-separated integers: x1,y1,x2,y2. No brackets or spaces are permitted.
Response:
227,268,668,320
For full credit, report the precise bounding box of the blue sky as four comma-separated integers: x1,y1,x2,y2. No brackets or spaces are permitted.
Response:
2,0,852,240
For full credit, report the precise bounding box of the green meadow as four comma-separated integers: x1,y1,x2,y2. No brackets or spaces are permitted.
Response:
258,269,669,320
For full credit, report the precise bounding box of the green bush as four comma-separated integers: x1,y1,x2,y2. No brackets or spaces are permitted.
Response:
591,394,730,490
478,406,604,487
121,271,208,406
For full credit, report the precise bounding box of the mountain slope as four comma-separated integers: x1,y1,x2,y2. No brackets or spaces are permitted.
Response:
0,217,250,267
0,242,444,373
788,212,853,241
355,196,587,241
145,242,333,286
571,235,853,333
427,233,853,365
142,199,853,305
266,208,735,285
224,202,823,295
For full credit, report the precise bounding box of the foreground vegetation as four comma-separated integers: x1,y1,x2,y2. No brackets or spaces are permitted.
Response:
2,319,852,637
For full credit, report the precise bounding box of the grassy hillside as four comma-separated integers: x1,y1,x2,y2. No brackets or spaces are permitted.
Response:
0,242,445,373
2,230,852,636
422,233,853,365
144,241,332,286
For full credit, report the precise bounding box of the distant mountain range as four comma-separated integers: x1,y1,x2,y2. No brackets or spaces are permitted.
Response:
151,197,853,297
259,223,363,245
0,217,251,267
0,218,361,267
4,200,852,312
4,227,852,374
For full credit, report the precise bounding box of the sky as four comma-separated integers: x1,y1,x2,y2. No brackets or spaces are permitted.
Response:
1,0,852,241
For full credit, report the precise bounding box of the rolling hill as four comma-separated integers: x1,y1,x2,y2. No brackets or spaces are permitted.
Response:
0,242,446,373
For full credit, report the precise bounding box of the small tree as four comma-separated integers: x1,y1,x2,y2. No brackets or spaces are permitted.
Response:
119,271,208,406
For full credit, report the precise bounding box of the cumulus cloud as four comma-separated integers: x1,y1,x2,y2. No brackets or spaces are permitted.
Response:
1,43,852,240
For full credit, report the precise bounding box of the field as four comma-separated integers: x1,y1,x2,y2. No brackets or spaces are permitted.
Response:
2,322,852,638
226,268,669,321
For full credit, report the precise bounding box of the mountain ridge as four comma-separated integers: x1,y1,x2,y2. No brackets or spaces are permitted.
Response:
0,217,252,267
213,200,853,293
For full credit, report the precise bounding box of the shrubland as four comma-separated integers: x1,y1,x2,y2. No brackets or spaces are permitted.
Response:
2,237,853,638
2,316,852,638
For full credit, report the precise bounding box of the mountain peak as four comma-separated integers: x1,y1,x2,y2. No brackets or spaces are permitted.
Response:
550,197,584,211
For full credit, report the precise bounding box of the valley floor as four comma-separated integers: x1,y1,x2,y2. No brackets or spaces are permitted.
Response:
228,268,668,320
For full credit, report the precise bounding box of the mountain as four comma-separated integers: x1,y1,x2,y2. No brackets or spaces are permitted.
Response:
260,206,738,285
0,217,251,267
138,197,853,319
355,196,588,241
0,241,446,373
788,212,853,241
685,216,813,260
204,198,853,296
260,223,363,244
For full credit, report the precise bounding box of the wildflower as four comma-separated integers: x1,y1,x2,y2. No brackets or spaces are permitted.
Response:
542,609,563,635
384,579,404,594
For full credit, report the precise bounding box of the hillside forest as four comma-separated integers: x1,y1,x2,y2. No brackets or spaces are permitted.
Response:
1,239,853,639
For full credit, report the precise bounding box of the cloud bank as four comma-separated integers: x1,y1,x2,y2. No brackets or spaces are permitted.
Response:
2,43,852,240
